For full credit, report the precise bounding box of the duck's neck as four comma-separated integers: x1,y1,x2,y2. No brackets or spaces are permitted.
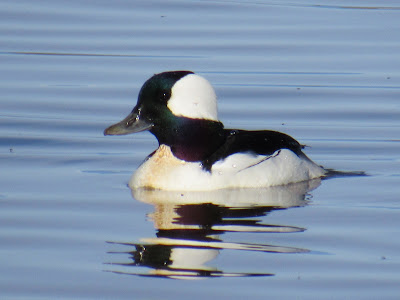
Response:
150,117,225,162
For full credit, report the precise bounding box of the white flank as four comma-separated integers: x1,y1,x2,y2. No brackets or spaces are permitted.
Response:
167,74,218,121
130,145,326,191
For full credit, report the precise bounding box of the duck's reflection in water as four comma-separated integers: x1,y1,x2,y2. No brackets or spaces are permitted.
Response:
107,179,321,279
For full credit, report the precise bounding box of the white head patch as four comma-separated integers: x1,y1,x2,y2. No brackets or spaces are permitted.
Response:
167,74,218,121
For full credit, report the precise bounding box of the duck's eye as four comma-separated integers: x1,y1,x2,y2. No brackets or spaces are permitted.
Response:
159,90,171,103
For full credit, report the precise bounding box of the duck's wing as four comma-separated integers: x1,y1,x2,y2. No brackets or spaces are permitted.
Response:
201,129,304,172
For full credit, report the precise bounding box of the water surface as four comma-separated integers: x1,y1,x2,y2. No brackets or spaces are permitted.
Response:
1,1,400,299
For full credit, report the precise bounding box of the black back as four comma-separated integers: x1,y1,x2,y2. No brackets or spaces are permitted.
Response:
201,129,304,171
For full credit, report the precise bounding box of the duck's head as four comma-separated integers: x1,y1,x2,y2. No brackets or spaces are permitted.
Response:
104,71,219,138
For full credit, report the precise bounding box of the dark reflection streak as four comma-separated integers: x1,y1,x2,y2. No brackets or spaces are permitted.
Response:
157,229,222,242
171,204,305,233
174,203,281,226
105,269,273,279
106,180,322,279
230,83,400,89
310,5,400,10
0,51,204,58
105,244,275,279
204,71,362,75
220,1,400,10
107,242,309,255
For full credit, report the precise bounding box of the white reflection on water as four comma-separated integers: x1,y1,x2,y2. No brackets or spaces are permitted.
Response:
106,179,321,279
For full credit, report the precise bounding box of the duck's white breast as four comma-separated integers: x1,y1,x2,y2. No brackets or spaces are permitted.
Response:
129,145,325,191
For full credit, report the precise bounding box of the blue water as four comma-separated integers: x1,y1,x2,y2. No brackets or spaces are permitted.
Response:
1,1,400,299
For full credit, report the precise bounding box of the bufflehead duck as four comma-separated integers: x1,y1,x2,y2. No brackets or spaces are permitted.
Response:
104,71,326,191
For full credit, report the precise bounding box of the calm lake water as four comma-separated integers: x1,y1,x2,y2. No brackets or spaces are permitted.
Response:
1,0,400,299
